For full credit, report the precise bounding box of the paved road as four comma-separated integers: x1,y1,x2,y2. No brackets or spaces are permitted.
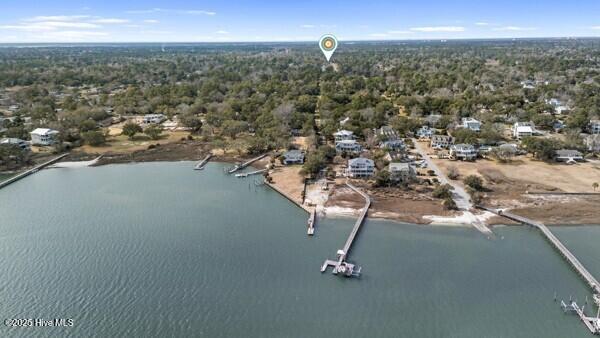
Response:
412,139,493,236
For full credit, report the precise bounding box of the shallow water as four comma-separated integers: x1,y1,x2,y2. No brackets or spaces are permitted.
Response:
0,162,598,337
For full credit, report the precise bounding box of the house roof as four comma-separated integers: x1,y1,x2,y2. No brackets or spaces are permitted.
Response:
348,157,374,166
334,130,353,136
30,128,59,135
389,162,412,171
337,139,359,145
515,126,533,133
452,144,475,151
284,149,304,158
555,149,583,157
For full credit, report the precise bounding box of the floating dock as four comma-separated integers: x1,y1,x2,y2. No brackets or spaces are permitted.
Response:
194,154,212,170
0,153,69,190
228,154,267,174
321,182,370,277
478,205,600,334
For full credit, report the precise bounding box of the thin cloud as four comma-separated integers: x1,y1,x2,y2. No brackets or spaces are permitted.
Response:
126,8,216,16
591,26,600,30
143,19,160,24
24,15,90,22
475,22,489,26
388,30,412,34
0,21,100,31
410,26,465,32
369,33,389,38
493,26,536,31
216,30,229,34
92,18,130,24
301,24,315,28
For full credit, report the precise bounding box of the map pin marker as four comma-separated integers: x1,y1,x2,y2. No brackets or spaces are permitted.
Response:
319,34,338,62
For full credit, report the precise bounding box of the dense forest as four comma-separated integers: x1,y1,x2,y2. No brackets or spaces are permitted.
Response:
0,39,599,159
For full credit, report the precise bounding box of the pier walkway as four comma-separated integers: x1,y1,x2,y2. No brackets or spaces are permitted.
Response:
194,153,212,170
0,153,68,190
228,154,267,174
321,182,370,277
478,205,600,334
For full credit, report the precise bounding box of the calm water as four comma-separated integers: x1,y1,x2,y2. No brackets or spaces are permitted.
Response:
0,161,598,337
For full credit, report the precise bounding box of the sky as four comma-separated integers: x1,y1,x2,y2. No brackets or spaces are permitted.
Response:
0,0,599,43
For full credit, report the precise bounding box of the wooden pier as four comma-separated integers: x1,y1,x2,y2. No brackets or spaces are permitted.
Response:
228,154,267,174
321,182,370,277
0,153,68,190
478,205,600,335
307,209,316,236
194,153,212,170
235,169,266,178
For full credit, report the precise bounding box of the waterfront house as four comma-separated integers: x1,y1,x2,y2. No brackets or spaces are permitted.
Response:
589,120,600,135
0,138,30,151
335,139,362,154
388,162,416,183
416,126,434,140
450,144,477,161
461,118,481,132
142,114,166,125
333,130,355,142
30,128,59,146
554,149,584,164
282,150,305,165
513,122,534,139
430,135,453,149
585,135,600,153
346,157,375,178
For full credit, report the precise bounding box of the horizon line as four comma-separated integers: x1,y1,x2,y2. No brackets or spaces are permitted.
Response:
1,36,600,45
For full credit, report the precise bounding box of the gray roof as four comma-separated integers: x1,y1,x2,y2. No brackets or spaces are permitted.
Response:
555,149,583,157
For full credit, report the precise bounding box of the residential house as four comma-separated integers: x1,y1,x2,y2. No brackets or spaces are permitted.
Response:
416,126,434,139
461,118,481,132
555,149,584,164
0,138,30,150
379,139,405,150
426,114,442,126
282,150,305,165
589,120,600,135
30,128,59,146
388,162,416,183
142,114,166,125
346,157,375,178
384,150,410,163
450,144,477,161
335,139,362,154
546,98,569,115
585,135,600,153
430,135,453,149
375,126,398,139
513,122,534,139
521,80,535,89
333,130,355,142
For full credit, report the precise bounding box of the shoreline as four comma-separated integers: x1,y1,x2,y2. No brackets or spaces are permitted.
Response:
8,152,598,228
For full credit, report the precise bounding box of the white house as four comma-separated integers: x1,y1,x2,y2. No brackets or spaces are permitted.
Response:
589,120,600,135
450,144,477,161
555,149,584,164
282,150,305,165
461,118,481,132
416,126,434,139
333,130,355,142
389,162,416,182
513,122,534,139
335,139,362,154
430,135,453,149
346,157,375,178
0,138,30,150
30,128,59,146
142,114,166,125
379,139,405,150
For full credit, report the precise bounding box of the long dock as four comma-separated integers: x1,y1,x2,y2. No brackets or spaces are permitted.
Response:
0,153,68,190
321,182,370,277
478,205,600,334
235,169,266,178
228,154,267,174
